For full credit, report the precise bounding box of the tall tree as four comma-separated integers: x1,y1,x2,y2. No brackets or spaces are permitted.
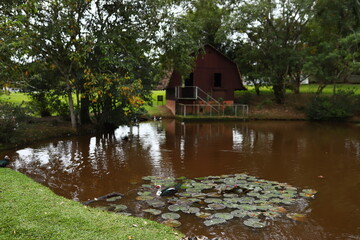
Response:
3,0,173,129
223,0,315,103
304,0,360,93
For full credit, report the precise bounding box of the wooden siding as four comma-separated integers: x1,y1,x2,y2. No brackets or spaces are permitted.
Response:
166,45,245,102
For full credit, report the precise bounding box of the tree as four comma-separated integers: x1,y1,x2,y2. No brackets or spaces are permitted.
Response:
2,0,173,129
304,0,360,93
223,0,315,103
0,0,26,93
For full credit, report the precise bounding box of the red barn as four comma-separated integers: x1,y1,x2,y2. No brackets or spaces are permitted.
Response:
158,45,246,115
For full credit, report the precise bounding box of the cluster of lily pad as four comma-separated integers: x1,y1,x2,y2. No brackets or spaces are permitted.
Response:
134,173,317,229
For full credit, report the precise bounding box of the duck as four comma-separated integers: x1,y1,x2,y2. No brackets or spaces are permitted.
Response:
153,116,162,121
155,184,181,197
0,156,11,168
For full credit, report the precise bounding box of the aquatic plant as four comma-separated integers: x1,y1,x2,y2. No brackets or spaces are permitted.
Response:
96,173,317,230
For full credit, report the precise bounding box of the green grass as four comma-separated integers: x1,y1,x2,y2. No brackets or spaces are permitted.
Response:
144,90,167,116
0,92,30,105
0,168,182,240
241,84,360,95
299,84,360,94
150,90,166,106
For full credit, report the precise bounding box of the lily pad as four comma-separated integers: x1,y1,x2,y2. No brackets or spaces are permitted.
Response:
161,212,181,220
204,218,227,227
247,211,261,218
136,195,154,201
302,189,317,195
162,219,182,228
206,192,222,198
269,206,287,213
146,200,166,208
143,208,162,215
207,203,226,210
223,193,238,198
142,176,159,181
204,198,223,204
286,213,306,221
137,191,151,196
230,210,247,218
183,207,200,214
106,196,122,202
263,211,281,218
223,202,241,209
238,197,255,204
299,193,313,198
112,204,128,212
168,204,182,212
243,218,266,228
196,212,212,219
237,204,257,211
213,213,234,220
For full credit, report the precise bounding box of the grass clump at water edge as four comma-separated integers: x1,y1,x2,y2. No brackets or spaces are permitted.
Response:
0,168,182,240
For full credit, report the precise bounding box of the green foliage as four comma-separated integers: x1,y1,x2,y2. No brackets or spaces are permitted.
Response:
305,90,359,121
256,99,273,110
28,92,69,118
0,101,30,144
224,106,235,116
235,91,253,104
223,0,315,103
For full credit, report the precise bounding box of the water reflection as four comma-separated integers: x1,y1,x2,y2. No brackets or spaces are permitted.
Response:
6,120,360,239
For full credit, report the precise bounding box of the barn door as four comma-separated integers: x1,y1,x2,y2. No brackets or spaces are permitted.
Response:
184,72,194,86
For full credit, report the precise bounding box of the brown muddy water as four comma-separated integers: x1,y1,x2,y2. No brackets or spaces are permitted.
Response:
4,120,360,239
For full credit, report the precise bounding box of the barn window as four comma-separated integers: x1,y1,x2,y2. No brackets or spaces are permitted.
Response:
214,73,222,87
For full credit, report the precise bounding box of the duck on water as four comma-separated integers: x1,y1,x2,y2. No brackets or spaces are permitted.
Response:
155,184,181,197
0,156,11,167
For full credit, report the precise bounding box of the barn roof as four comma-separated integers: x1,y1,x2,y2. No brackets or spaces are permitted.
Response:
155,44,242,90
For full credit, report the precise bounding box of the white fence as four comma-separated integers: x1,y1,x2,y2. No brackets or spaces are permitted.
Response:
178,104,249,117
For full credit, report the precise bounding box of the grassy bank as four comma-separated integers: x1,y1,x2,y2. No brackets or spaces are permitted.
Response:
242,84,360,95
0,168,182,240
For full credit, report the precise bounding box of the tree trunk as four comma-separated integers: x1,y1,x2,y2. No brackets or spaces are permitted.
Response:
66,77,77,128
254,84,261,96
80,96,91,124
293,74,301,94
273,82,285,104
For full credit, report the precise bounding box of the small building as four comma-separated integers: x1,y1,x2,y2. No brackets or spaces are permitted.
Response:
157,45,246,115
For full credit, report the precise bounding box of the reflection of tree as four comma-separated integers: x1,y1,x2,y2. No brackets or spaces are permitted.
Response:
14,122,175,201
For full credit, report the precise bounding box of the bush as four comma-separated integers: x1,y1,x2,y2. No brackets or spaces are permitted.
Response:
0,101,30,143
28,92,70,118
224,106,235,116
305,90,358,121
235,91,253,104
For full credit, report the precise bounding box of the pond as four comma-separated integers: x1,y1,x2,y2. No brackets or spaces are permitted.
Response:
5,120,360,239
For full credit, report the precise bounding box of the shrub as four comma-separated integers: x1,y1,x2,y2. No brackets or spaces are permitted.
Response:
28,92,70,119
305,90,358,121
235,91,253,104
224,106,235,116
0,101,30,143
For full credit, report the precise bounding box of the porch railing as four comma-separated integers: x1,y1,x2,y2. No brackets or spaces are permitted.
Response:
178,103,249,118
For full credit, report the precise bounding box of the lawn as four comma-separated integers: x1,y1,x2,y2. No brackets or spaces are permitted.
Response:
242,84,360,95
0,92,30,105
0,168,182,240
2,85,359,107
